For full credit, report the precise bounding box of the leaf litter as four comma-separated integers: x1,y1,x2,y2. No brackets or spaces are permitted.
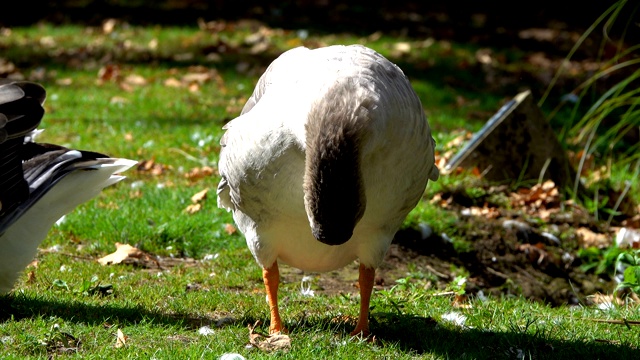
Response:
246,321,291,353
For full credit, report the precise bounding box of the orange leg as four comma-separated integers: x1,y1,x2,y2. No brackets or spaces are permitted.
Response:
263,263,285,334
350,263,375,337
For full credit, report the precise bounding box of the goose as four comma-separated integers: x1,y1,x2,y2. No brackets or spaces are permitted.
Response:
217,44,439,337
0,80,137,294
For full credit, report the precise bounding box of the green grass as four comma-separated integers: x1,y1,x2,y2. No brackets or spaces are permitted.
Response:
2,255,640,358
1,20,639,359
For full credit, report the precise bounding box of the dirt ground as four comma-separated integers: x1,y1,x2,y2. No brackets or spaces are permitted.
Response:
275,182,629,307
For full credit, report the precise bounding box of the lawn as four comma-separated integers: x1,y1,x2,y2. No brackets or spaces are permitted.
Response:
1,10,639,359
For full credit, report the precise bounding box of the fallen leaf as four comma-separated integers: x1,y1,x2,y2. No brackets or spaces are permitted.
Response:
114,328,127,348
164,77,182,88
124,74,146,86
56,78,73,86
509,180,561,221
184,203,202,214
461,205,500,219
576,227,611,249
148,38,158,50
518,28,557,41
110,96,128,105
191,188,209,203
98,64,120,83
26,270,36,284
392,42,411,56
182,72,213,84
224,223,237,235
586,292,630,310
452,294,472,308
98,243,145,265
184,166,215,181
247,321,291,352
102,18,117,34
188,83,200,93
136,159,170,176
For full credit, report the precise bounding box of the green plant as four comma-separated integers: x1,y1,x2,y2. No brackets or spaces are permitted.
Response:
577,245,623,275
615,249,640,294
448,275,468,296
540,0,640,213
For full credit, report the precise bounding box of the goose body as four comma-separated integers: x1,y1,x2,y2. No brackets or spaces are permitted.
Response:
0,80,136,294
217,45,438,336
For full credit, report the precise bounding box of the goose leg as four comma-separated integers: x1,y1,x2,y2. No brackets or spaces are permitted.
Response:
263,263,285,334
350,263,374,337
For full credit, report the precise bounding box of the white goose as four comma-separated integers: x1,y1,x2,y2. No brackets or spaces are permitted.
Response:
217,45,438,336
0,80,137,294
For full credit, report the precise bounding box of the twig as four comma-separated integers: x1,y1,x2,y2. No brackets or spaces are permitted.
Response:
425,265,449,279
428,291,456,297
486,267,509,279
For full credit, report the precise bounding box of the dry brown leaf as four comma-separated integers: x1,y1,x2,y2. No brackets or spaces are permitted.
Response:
444,133,470,149
98,64,120,83
148,38,158,50
622,214,640,228
102,19,117,34
109,96,128,105
184,203,202,214
119,82,134,93
26,270,36,284
164,77,183,88
224,223,237,235
191,188,209,203
510,180,560,219
184,166,215,181
98,243,145,265
114,328,127,348
124,74,146,86
464,206,500,219
56,78,73,86
576,227,611,249
136,159,170,176
247,321,291,352
568,149,594,175
182,72,213,84
452,294,472,309
330,315,355,326
392,42,411,55
587,293,624,307
434,154,448,170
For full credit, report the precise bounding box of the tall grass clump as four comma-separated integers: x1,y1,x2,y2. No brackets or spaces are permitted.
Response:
541,0,640,218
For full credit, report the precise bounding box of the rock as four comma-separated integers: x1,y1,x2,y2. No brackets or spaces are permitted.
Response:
443,90,576,190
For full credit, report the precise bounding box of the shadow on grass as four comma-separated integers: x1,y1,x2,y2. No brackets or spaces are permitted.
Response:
370,312,640,359
0,292,251,330
2,294,638,358
291,310,639,359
